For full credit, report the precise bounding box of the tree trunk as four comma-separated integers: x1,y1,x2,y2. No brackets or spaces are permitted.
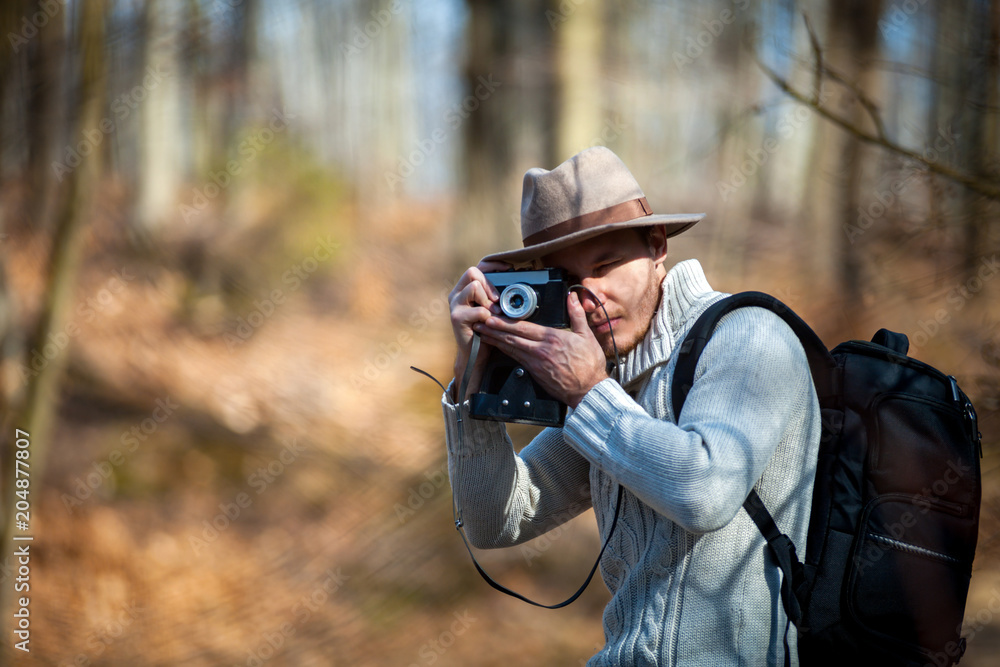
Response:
452,0,517,269
959,0,1000,279
137,0,184,229
925,0,947,284
554,0,603,160
830,0,882,309
0,0,107,658
24,0,65,233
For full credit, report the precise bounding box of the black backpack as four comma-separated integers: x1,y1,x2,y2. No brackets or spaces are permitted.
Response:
671,291,983,667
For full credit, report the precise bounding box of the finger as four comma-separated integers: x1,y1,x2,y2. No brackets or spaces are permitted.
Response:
477,259,511,274
451,266,500,303
567,292,596,337
468,265,501,301
467,280,496,310
474,327,536,363
454,279,496,312
479,316,547,341
452,303,492,328
449,267,476,300
468,262,507,304
451,300,498,346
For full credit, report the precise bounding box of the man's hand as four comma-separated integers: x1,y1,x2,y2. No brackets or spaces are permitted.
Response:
473,291,608,408
449,260,508,402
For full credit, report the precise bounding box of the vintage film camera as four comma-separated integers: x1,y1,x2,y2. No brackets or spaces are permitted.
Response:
469,268,570,427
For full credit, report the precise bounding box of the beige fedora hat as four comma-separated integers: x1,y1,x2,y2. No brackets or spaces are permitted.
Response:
484,146,704,264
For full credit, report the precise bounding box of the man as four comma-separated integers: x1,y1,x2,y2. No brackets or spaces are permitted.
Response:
443,146,821,666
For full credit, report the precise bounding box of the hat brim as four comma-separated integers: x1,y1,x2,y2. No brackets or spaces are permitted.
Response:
482,213,705,265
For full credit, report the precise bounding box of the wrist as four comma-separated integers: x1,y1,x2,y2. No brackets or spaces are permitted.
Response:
567,375,607,409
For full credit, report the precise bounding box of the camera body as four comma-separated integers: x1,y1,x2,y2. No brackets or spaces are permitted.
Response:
487,268,571,328
469,268,570,427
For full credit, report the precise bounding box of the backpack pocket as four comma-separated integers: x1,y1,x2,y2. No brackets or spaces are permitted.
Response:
867,393,976,501
847,494,974,658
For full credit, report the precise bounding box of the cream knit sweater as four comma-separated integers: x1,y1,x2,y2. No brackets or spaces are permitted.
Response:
442,259,821,666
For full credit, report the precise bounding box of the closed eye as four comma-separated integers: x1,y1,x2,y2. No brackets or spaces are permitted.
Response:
594,258,622,275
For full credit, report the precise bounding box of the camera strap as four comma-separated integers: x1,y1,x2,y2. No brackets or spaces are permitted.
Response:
454,478,623,609
413,284,626,609
456,333,481,423
445,332,622,608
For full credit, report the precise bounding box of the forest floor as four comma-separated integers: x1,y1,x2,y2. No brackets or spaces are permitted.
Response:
4,194,1000,666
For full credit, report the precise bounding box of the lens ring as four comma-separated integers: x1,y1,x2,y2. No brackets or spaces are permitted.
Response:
500,284,538,320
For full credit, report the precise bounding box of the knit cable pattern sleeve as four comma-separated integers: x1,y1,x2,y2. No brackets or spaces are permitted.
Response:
441,386,592,549
562,306,814,534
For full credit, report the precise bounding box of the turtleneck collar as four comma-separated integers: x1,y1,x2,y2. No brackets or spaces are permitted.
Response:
615,258,723,389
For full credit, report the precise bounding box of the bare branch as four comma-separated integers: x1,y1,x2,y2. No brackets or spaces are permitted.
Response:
753,54,1000,200
803,14,823,103
818,63,889,142
799,16,887,140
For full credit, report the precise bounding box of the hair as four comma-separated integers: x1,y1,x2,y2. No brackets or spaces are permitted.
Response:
635,225,666,256
635,226,657,245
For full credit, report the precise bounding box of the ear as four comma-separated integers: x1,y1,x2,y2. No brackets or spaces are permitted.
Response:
648,225,668,265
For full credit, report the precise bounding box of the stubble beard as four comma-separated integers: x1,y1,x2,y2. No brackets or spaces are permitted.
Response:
597,272,663,360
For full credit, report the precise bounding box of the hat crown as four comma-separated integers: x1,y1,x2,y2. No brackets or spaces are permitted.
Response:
520,146,646,239
481,146,703,264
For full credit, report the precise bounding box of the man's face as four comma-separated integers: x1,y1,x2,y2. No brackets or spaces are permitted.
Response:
542,227,667,359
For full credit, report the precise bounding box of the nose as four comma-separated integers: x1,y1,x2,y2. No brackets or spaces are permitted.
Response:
575,278,605,314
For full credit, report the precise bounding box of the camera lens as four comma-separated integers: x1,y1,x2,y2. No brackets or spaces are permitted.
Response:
500,284,538,320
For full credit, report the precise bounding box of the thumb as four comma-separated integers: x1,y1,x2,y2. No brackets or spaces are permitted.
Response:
568,292,591,335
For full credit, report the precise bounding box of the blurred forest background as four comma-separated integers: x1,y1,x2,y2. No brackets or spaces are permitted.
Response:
0,0,999,665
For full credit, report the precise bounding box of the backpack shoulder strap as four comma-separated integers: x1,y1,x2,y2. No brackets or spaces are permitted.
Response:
670,291,837,421
669,291,833,632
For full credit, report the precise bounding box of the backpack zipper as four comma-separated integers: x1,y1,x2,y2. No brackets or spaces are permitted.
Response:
865,532,961,565
950,375,983,459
